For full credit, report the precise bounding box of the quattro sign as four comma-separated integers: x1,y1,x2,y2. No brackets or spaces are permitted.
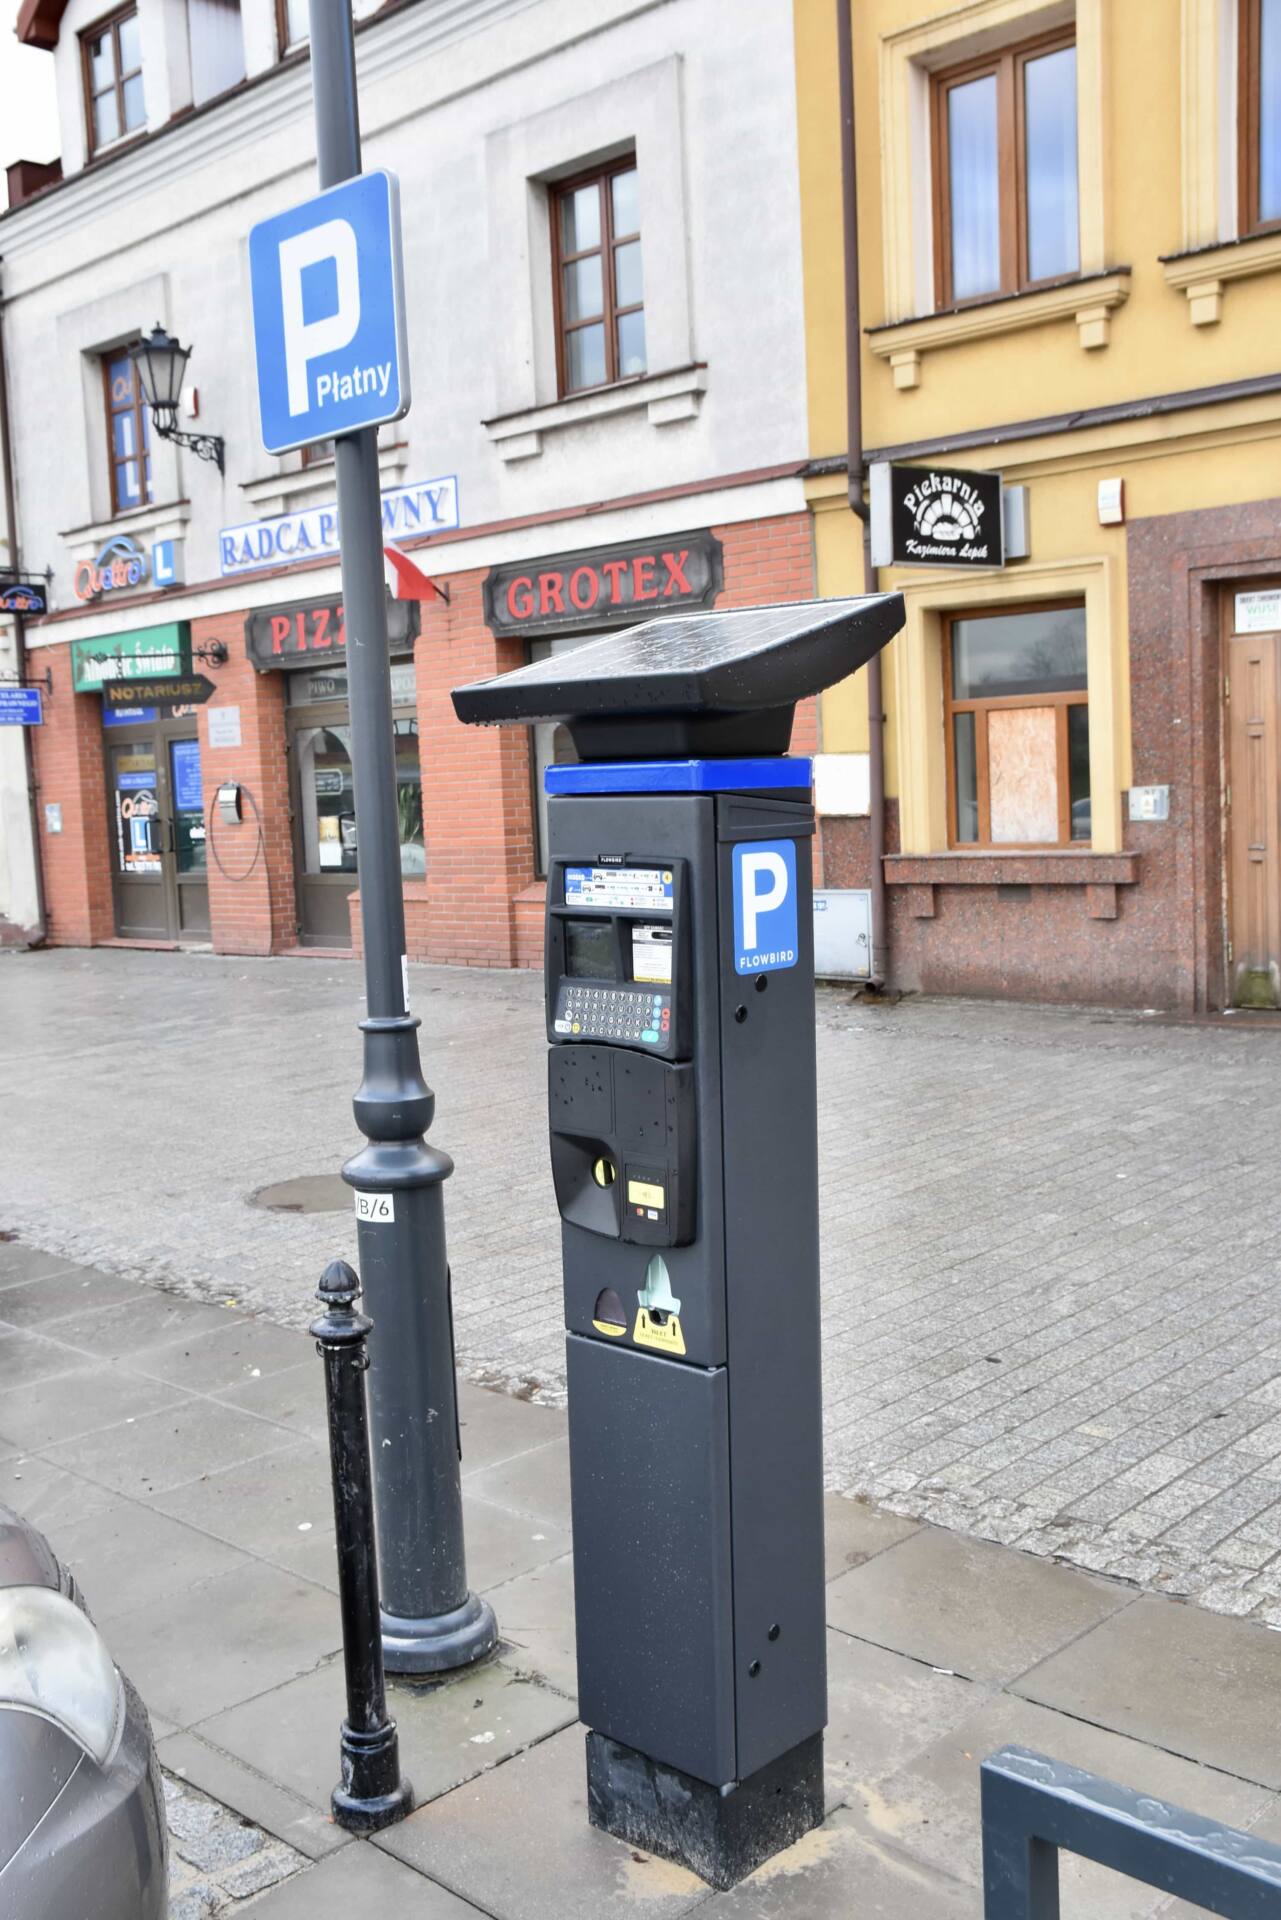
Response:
249,169,411,455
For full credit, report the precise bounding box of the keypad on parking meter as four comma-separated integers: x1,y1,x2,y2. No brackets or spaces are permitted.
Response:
553,983,672,1049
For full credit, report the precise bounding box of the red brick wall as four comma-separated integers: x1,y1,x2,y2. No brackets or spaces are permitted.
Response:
29,645,113,947
191,612,296,958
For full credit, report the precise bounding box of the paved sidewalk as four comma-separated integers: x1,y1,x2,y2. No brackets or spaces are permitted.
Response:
4,948,1281,1624
5,1235,1281,1916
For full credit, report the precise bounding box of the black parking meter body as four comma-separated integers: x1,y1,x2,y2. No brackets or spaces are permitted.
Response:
453,597,904,1887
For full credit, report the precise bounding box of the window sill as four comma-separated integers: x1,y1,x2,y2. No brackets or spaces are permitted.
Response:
885,851,1138,886
240,439,408,518
483,365,707,464
59,499,192,572
1160,231,1281,326
866,272,1132,390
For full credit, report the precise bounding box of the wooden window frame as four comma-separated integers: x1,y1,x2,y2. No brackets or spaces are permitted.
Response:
1240,0,1281,237
103,348,151,518
550,155,644,399
942,599,1089,851
81,5,143,160
276,0,307,58
931,27,1078,311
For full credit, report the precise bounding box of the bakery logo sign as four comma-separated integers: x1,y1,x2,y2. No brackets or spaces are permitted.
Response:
870,461,1004,571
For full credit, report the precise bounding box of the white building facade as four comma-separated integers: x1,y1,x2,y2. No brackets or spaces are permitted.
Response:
0,0,820,961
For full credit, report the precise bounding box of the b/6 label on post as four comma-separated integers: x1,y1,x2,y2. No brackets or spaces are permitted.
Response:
355,1191,395,1224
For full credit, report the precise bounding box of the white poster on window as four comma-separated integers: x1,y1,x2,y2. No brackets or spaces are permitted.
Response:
1235,590,1281,634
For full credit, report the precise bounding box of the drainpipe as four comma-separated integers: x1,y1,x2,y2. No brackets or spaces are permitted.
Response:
836,0,887,987
0,271,47,947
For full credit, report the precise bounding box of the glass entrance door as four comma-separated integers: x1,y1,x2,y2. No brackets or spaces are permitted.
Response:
106,725,209,942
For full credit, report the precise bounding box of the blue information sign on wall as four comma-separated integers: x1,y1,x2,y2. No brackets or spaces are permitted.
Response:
248,169,411,456
170,737,203,812
0,688,43,726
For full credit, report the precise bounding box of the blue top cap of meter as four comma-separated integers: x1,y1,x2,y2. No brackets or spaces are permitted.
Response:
451,594,904,759
248,169,411,456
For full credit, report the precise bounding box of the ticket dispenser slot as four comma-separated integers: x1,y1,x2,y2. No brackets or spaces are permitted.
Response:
545,859,695,1247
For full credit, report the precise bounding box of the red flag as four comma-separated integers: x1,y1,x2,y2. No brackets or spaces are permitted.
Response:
383,544,446,603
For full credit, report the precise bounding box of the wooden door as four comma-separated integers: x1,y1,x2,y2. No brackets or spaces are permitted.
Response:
1227,620,1281,1008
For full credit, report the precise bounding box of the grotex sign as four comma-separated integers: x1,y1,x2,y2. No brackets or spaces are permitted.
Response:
249,169,410,455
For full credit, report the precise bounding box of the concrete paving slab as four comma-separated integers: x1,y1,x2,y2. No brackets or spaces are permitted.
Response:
375,1722,709,1918
1016,1594,1281,1789
196,1656,576,1812
457,1380,568,1474
823,1494,921,1582
36,1291,248,1358
0,1452,121,1530
41,1396,299,1500
54,1500,248,1625
105,1559,341,1726
212,1361,329,1441
0,1243,91,1286
125,1317,309,1393
152,1440,340,1583
0,1361,183,1452
824,1627,984,1797
700,1804,975,1919
825,1525,1134,1684
487,1551,578,1698
845,1690,1272,1918
0,1328,87,1387
0,1266,142,1326
460,1490,572,1592
233,1838,484,1917
157,1730,352,1862
464,1437,572,1530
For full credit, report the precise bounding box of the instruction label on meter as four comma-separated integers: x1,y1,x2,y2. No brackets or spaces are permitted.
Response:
631,924,673,983
564,867,673,912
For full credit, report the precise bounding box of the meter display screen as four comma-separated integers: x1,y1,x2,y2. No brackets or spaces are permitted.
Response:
566,921,617,979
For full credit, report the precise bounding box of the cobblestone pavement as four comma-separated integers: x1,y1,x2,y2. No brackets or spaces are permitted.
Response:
4,947,1281,1621
164,1774,305,1916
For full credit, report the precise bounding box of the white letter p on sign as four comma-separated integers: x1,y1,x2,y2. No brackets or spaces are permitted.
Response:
740,851,788,949
279,218,361,416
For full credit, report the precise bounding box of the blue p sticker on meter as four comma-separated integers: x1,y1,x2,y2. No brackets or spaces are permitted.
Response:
732,840,798,975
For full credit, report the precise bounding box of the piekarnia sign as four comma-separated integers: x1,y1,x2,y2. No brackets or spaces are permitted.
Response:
870,461,1004,570
484,531,724,637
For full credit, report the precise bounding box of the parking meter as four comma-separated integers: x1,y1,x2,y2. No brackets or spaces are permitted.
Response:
453,595,903,1887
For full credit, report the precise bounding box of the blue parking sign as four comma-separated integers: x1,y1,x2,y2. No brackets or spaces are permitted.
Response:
732,839,798,975
248,169,411,455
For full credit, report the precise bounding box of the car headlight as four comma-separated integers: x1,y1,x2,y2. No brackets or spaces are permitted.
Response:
0,1587,125,1767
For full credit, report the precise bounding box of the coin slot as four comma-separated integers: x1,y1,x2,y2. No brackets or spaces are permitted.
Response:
592,1287,627,1333
592,1155,617,1188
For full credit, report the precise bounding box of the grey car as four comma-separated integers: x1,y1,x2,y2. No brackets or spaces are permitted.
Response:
0,1505,167,1917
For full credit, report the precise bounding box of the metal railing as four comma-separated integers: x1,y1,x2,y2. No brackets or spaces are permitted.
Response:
981,1745,1281,1918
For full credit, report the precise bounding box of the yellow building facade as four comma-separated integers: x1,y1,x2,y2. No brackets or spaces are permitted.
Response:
796,0,1281,1009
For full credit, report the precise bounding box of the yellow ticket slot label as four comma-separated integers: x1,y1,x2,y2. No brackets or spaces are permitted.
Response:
627,1179,666,1210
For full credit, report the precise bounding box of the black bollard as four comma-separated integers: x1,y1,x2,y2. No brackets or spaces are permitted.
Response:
311,1259,413,1834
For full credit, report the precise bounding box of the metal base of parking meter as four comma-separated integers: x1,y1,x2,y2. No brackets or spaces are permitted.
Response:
308,0,495,1677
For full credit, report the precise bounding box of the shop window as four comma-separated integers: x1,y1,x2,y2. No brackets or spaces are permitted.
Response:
932,31,1079,307
551,158,646,395
277,0,308,53
188,0,245,106
103,348,153,516
944,602,1090,847
82,6,145,158
302,438,334,468
1241,0,1281,234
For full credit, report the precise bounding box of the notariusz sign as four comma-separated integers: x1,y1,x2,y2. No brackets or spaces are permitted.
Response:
870,461,1004,570
249,170,410,455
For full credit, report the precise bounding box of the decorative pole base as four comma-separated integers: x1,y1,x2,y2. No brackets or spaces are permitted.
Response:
585,1730,825,1890
381,1590,498,1677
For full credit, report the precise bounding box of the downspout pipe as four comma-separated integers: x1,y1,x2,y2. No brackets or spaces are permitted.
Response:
836,0,887,988
0,270,47,948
